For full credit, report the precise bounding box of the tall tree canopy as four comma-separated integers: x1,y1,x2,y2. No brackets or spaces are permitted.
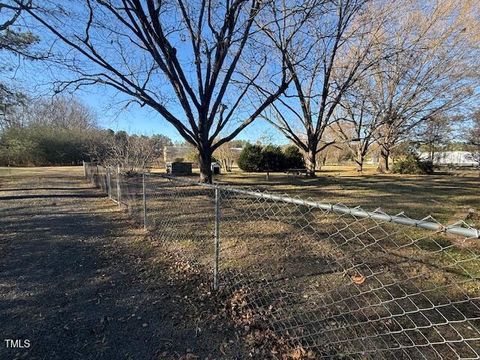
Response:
260,0,389,176
362,0,479,171
0,0,39,129
13,0,302,182
261,0,479,174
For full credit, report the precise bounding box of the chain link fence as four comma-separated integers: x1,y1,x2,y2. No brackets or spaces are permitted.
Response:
83,162,480,359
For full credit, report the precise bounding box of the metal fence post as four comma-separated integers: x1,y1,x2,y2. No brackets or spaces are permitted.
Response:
213,186,220,291
106,167,111,199
142,170,147,230
116,165,121,207
95,164,99,188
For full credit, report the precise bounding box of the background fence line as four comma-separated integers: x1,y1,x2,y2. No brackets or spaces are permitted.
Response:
83,161,480,359
160,173,480,240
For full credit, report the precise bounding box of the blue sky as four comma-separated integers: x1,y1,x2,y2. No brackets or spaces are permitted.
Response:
2,2,289,146
75,85,285,144
2,38,285,145
4,1,478,148
11,59,286,145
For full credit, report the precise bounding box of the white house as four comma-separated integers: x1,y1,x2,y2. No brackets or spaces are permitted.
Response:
419,151,477,166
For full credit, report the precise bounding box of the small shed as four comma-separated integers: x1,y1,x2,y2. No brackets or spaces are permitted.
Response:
166,162,193,175
211,162,221,175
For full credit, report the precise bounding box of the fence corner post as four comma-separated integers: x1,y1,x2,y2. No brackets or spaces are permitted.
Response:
142,170,147,231
116,165,121,207
213,186,220,291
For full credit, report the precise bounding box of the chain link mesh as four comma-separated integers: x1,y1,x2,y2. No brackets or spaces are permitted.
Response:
84,163,480,359
146,174,215,270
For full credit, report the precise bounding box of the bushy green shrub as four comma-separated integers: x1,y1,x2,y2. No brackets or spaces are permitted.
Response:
238,144,264,172
0,125,91,166
283,145,305,169
238,143,305,172
392,154,434,175
261,145,285,171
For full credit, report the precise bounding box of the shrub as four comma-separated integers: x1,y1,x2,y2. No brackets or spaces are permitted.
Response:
283,145,305,169
418,159,434,174
238,143,307,172
392,154,434,175
261,145,285,171
238,144,264,172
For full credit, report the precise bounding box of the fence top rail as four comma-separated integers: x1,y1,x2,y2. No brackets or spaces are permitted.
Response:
157,174,480,240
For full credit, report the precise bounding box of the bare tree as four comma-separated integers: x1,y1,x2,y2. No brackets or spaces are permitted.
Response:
0,0,38,129
415,114,452,162
29,96,97,129
16,0,293,182
213,139,245,171
333,88,382,172
260,0,388,176
367,0,479,172
104,131,163,172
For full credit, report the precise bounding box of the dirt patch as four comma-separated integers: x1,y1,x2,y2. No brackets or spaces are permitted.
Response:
0,167,245,359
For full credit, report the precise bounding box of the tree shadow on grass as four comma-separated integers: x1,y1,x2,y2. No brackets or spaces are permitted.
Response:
0,193,241,359
0,194,106,201
0,187,97,192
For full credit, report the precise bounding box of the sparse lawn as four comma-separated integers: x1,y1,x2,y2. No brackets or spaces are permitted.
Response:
0,166,245,359
3,165,479,358
142,169,480,358
214,165,480,227
0,166,84,189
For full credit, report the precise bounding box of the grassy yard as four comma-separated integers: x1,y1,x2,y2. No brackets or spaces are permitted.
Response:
0,166,247,359
0,166,84,184
213,165,480,227
83,164,480,357
3,165,479,358
5,164,475,238
143,168,480,358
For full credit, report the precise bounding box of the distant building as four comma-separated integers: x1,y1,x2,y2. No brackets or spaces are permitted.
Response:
419,151,477,167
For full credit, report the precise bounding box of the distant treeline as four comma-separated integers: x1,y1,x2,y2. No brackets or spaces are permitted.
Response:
0,97,172,167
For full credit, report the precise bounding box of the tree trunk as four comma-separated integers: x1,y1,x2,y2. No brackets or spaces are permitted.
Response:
198,146,213,183
378,148,390,173
355,159,363,172
428,143,434,162
306,148,317,177
355,148,364,172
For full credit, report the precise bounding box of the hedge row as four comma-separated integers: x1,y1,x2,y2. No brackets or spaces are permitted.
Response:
238,144,305,172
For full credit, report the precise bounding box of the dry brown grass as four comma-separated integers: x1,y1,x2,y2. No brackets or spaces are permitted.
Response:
213,166,480,228
134,175,480,359
6,166,478,358
0,166,247,359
